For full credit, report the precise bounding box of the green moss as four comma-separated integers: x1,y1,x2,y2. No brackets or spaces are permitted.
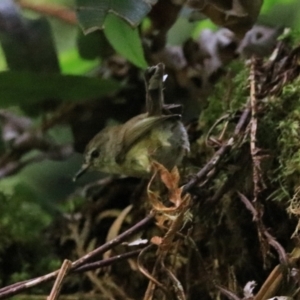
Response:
258,78,300,202
0,185,59,286
199,60,248,130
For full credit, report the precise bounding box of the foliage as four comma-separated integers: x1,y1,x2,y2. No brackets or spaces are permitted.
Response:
0,185,59,285
103,14,148,69
0,71,121,107
75,0,153,33
1,0,300,299
265,78,300,201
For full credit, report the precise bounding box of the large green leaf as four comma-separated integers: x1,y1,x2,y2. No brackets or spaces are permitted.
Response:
59,48,100,75
0,0,59,72
76,0,154,34
0,71,121,107
261,0,294,13
103,14,148,69
77,29,113,60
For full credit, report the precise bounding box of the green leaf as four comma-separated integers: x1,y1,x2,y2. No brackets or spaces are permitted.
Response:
191,19,217,39
0,71,121,107
103,14,148,69
261,0,294,13
167,17,196,46
59,48,99,75
0,0,59,72
75,0,153,34
77,29,113,60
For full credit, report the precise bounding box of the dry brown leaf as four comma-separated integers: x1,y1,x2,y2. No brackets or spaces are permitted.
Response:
148,189,174,212
187,0,263,38
169,187,184,207
147,163,178,212
149,162,191,214
151,161,184,207
151,236,163,246
151,161,179,191
155,214,172,228
147,161,192,237
162,166,180,191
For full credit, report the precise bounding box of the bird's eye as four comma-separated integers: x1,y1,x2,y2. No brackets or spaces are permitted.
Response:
90,149,100,159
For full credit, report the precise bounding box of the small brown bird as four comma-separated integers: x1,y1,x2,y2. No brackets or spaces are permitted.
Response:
74,63,189,180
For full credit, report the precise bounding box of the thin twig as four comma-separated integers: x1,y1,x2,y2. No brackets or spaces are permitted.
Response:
238,192,288,265
237,191,258,221
138,245,169,299
249,58,270,266
75,249,141,273
0,250,142,299
0,213,154,299
47,260,72,300
72,211,155,269
214,284,241,300
183,104,250,193
249,57,260,203
161,259,186,300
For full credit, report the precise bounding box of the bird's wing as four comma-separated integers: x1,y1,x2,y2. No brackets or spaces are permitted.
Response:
115,114,181,164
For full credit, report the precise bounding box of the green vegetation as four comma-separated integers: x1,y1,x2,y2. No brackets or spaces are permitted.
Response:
1,0,300,299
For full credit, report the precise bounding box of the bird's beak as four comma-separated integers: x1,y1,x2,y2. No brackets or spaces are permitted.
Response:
73,164,90,182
